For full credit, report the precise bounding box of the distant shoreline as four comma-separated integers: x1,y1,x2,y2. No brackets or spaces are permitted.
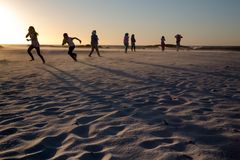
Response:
1,44,240,51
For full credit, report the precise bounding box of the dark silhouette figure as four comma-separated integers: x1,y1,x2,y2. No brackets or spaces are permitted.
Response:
62,33,81,61
175,34,183,52
161,36,166,51
131,34,136,52
89,30,101,57
124,33,129,53
26,26,45,64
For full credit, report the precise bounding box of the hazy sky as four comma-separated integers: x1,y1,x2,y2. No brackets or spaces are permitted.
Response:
0,0,240,45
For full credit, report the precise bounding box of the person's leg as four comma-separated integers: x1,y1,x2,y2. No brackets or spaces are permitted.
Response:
36,47,45,63
89,46,94,57
131,44,133,52
162,44,165,51
134,44,136,52
176,42,180,51
72,52,77,61
125,44,128,53
96,46,101,57
68,46,77,61
27,45,35,61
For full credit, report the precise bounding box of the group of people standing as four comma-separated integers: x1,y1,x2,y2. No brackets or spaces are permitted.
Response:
124,33,183,53
26,26,183,64
123,33,136,53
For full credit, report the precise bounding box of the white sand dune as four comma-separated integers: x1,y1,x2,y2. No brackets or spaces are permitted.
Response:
0,47,240,160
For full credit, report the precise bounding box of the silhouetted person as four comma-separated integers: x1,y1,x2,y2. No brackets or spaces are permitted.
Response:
26,26,45,64
62,33,81,61
124,33,129,53
131,34,136,52
161,36,166,51
89,30,101,57
175,34,183,52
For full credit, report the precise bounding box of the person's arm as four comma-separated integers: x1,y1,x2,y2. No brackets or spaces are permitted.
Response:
26,32,30,38
62,39,66,46
26,32,31,41
73,37,82,44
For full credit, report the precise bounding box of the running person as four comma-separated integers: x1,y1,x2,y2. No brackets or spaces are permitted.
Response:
26,26,45,64
62,33,81,61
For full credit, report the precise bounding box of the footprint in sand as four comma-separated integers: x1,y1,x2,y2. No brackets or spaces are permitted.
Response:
167,142,188,152
65,108,85,115
150,129,173,138
0,127,18,136
34,122,48,128
99,125,126,136
84,144,104,152
76,115,102,125
23,133,67,160
158,95,187,106
1,117,24,125
0,139,21,152
111,108,136,118
176,155,193,160
79,152,113,160
0,151,20,158
20,132,39,141
41,107,62,116
79,152,105,160
71,125,90,138
139,138,173,149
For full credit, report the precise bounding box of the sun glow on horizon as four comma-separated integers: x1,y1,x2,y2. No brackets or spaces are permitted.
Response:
0,4,26,44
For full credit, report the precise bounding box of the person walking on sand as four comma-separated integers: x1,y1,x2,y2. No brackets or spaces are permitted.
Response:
124,33,129,53
175,34,183,52
89,30,101,57
161,36,166,52
62,33,81,61
131,34,136,52
26,26,45,64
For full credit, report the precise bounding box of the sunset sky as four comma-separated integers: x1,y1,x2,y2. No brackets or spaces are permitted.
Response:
0,0,240,45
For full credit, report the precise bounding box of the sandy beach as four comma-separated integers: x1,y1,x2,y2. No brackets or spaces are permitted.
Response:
0,47,240,160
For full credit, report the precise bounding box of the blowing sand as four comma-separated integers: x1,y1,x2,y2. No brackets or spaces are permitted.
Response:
0,47,240,160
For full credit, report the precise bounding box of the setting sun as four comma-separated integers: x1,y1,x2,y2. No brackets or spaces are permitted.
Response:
0,4,26,44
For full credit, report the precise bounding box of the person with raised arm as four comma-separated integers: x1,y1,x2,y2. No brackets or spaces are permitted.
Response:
175,34,183,52
62,33,81,61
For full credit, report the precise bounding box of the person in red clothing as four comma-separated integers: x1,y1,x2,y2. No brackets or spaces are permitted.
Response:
175,34,183,52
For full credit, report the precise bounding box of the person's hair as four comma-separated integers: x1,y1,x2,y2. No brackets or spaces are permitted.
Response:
131,34,135,37
28,26,38,35
92,30,96,35
63,33,68,37
125,33,129,36
162,36,165,38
